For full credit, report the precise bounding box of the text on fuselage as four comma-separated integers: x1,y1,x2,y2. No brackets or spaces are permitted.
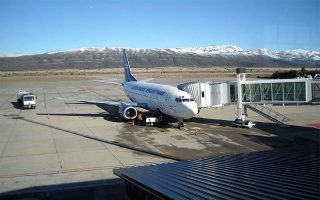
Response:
131,86,166,96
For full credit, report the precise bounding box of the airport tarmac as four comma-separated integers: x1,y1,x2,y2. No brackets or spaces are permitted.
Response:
0,74,319,198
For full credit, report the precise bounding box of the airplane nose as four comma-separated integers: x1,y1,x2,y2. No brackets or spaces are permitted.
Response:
191,104,199,115
184,104,198,118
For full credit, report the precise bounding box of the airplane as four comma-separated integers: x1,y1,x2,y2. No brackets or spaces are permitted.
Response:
57,49,199,128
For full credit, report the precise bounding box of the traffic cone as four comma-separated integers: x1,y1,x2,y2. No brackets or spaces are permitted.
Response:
194,128,200,136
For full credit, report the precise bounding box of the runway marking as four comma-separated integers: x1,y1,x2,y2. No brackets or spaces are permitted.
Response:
0,117,18,159
43,88,50,119
307,123,320,129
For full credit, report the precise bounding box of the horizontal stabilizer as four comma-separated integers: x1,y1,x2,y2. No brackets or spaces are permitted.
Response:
55,97,139,107
55,97,121,106
93,80,123,86
139,78,154,82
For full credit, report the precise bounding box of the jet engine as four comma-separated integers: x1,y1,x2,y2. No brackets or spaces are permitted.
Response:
119,103,138,120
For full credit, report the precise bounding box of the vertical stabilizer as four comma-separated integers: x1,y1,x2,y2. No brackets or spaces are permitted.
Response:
123,49,137,82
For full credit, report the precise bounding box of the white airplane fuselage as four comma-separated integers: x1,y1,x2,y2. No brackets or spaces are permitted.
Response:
124,81,198,120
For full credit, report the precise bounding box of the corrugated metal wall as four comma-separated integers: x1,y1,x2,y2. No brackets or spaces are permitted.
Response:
114,147,320,200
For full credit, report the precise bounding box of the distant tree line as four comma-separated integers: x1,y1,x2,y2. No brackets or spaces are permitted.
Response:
271,68,320,79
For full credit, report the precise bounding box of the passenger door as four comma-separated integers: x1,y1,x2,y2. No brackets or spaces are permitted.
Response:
200,83,206,107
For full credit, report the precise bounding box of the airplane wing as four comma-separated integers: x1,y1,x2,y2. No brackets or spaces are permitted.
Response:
55,97,137,107
93,80,123,86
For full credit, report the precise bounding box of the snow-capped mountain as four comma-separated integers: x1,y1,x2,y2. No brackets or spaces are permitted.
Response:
44,45,320,61
0,45,319,71
169,45,320,61
170,45,247,55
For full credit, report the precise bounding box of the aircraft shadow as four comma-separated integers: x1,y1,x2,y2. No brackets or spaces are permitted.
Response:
0,178,125,200
36,112,123,123
38,103,123,122
65,102,119,114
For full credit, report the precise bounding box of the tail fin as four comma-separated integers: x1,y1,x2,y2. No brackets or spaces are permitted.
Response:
122,49,137,82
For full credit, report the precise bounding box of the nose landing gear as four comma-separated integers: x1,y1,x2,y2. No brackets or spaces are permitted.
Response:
177,121,184,129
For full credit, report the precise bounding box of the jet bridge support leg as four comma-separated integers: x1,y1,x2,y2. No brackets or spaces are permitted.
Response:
233,68,255,128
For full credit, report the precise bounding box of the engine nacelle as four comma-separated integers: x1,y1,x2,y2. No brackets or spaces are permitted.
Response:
119,103,138,120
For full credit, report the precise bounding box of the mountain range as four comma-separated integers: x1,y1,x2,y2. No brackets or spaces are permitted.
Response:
0,45,319,71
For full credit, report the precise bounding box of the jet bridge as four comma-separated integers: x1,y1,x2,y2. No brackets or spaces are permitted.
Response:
177,77,312,107
177,81,231,108
232,78,312,104
178,68,315,127
312,80,320,102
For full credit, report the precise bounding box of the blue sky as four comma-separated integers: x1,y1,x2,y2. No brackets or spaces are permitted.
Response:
0,0,319,54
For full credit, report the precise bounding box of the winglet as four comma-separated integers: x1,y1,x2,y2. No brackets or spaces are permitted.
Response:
123,49,137,82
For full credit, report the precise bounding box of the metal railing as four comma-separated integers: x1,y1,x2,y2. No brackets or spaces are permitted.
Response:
245,104,291,127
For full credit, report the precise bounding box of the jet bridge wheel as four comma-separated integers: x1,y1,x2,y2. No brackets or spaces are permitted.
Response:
232,119,255,128
246,121,254,128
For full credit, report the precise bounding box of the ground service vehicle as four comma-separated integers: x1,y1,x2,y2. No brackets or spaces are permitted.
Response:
17,90,36,109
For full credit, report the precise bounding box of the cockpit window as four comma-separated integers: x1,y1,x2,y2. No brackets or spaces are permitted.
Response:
175,98,181,102
176,97,194,102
